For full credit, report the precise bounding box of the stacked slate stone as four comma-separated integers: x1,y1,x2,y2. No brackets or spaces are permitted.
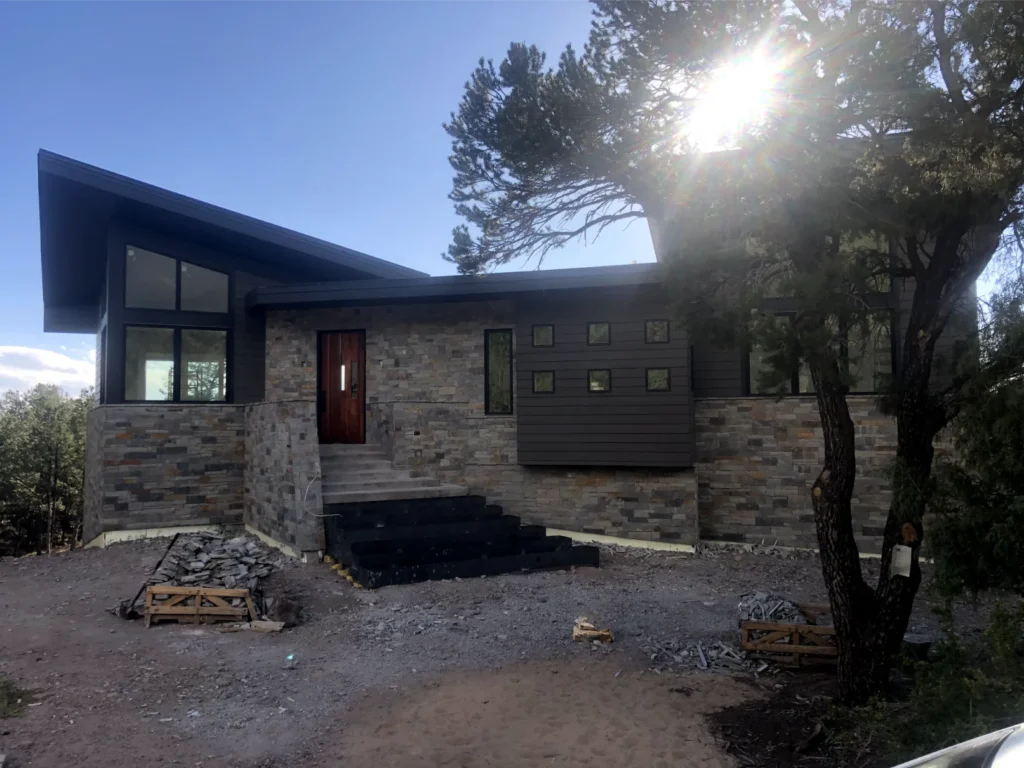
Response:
119,531,283,619
737,592,811,624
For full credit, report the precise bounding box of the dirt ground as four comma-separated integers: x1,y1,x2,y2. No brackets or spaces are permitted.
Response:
0,539,982,767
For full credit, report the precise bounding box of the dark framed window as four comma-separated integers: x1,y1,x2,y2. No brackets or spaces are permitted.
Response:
125,245,229,314
532,324,554,347
484,329,513,414
126,247,176,309
645,320,670,344
125,326,228,402
587,322,611,345
747,312,893,395
532,371,555,393
646,368,671,392
588,369,611,392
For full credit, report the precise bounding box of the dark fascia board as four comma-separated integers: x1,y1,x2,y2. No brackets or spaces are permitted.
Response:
43,305,98,334
38,150,426,281
246,263,663,310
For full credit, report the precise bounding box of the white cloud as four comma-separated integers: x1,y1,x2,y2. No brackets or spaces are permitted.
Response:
0,346,95,394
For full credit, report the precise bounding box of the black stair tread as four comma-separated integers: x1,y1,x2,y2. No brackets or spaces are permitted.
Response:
351,545,600,588
352,535,573,570
339,516,522,545
324,498,499,531
345,519,546,557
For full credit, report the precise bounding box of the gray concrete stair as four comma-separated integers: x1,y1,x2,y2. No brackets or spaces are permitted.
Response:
319,443,467,505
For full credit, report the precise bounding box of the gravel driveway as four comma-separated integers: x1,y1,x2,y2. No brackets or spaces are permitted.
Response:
0,538,963,767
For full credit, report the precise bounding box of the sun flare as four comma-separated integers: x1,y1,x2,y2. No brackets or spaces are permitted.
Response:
684,53,781,152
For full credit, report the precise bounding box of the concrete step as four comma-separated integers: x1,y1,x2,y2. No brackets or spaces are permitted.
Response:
319,460,395,473
322,484,469,505
321,478,441,493
319,444,387,457
323,469,416,483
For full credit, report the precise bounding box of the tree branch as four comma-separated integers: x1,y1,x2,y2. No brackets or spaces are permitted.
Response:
930,2,970,114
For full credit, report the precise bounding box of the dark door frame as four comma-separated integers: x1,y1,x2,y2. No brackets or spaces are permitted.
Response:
316,329,367,444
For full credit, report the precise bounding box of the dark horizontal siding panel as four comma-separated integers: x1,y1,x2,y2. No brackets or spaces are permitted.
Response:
517,452,692,467
514,350,686,365
517,406,693,418
519,431,691,444
516,290,694,467
517,413,692,426
691,341,744,398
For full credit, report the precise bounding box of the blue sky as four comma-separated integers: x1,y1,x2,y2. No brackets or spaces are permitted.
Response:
0,2,655,393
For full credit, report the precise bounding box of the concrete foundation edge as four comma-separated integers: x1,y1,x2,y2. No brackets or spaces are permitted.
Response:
244,524,319,562
83,524,238,549
546,527,696,554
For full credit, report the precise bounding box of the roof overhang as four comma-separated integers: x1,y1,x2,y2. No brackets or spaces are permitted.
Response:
38,150,425,333
246,263,662,311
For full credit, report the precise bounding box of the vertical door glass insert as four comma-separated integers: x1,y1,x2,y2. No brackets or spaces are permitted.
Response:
180,261,229,313
125,327,175,400
125,246,176,309
181,329,228,401
485,329,513,414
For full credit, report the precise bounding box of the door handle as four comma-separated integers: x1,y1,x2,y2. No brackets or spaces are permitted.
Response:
351,360,359,398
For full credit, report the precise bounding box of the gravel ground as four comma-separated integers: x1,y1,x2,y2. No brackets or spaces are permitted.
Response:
0,539,986,767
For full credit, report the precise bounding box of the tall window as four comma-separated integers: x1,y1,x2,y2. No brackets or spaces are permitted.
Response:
121,246,230,403
748,312,893,395
484,329,513,414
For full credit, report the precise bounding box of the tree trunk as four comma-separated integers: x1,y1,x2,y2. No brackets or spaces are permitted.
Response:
809,371,881,703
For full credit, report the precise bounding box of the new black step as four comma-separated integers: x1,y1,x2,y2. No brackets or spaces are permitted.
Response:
350,545,600,588
353,534,573,571
328,517,536,562
323,496,494,530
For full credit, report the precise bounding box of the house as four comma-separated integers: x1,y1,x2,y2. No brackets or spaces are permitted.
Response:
39,150,914,570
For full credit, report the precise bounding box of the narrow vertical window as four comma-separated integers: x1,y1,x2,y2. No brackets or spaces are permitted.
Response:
484,329,513,414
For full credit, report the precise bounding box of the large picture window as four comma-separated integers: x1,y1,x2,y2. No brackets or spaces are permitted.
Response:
125,326,227,402
484,329,513,414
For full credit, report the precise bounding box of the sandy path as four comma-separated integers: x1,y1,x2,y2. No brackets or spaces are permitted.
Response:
340,659,746,768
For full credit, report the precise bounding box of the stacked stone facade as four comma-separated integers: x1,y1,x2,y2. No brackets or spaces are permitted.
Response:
243,400,324,552
695,396,896,551
82,405,245,543
267,304,700,544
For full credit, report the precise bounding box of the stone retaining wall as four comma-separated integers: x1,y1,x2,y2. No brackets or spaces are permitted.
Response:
82,405,245,544
695,396,896,551
243,400,324,552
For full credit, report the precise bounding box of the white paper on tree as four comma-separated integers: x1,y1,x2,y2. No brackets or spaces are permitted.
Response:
890,544,913,578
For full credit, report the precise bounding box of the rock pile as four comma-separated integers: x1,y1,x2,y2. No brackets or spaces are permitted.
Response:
642,636,769,674
115,531,284,619
737,592,809,624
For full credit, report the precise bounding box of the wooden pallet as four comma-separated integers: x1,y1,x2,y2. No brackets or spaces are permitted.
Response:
740,621,838,664
144,585,257,627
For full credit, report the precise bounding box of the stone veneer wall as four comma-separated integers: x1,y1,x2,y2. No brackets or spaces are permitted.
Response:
266,304,700,544
243,400,324,552
695,396,896,551
82,405,245,544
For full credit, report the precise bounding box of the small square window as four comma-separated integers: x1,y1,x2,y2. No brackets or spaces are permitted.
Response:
588,369,611,392
646,368,671,392
532,371,555,393
645,320,670,344
587,322,610,345
532,325,554,347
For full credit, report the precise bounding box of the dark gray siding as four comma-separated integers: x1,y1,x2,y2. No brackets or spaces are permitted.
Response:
233,271,271,403
692,342,745,397
515,292,694,467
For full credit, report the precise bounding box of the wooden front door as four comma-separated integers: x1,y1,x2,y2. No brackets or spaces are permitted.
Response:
318,331,366,444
